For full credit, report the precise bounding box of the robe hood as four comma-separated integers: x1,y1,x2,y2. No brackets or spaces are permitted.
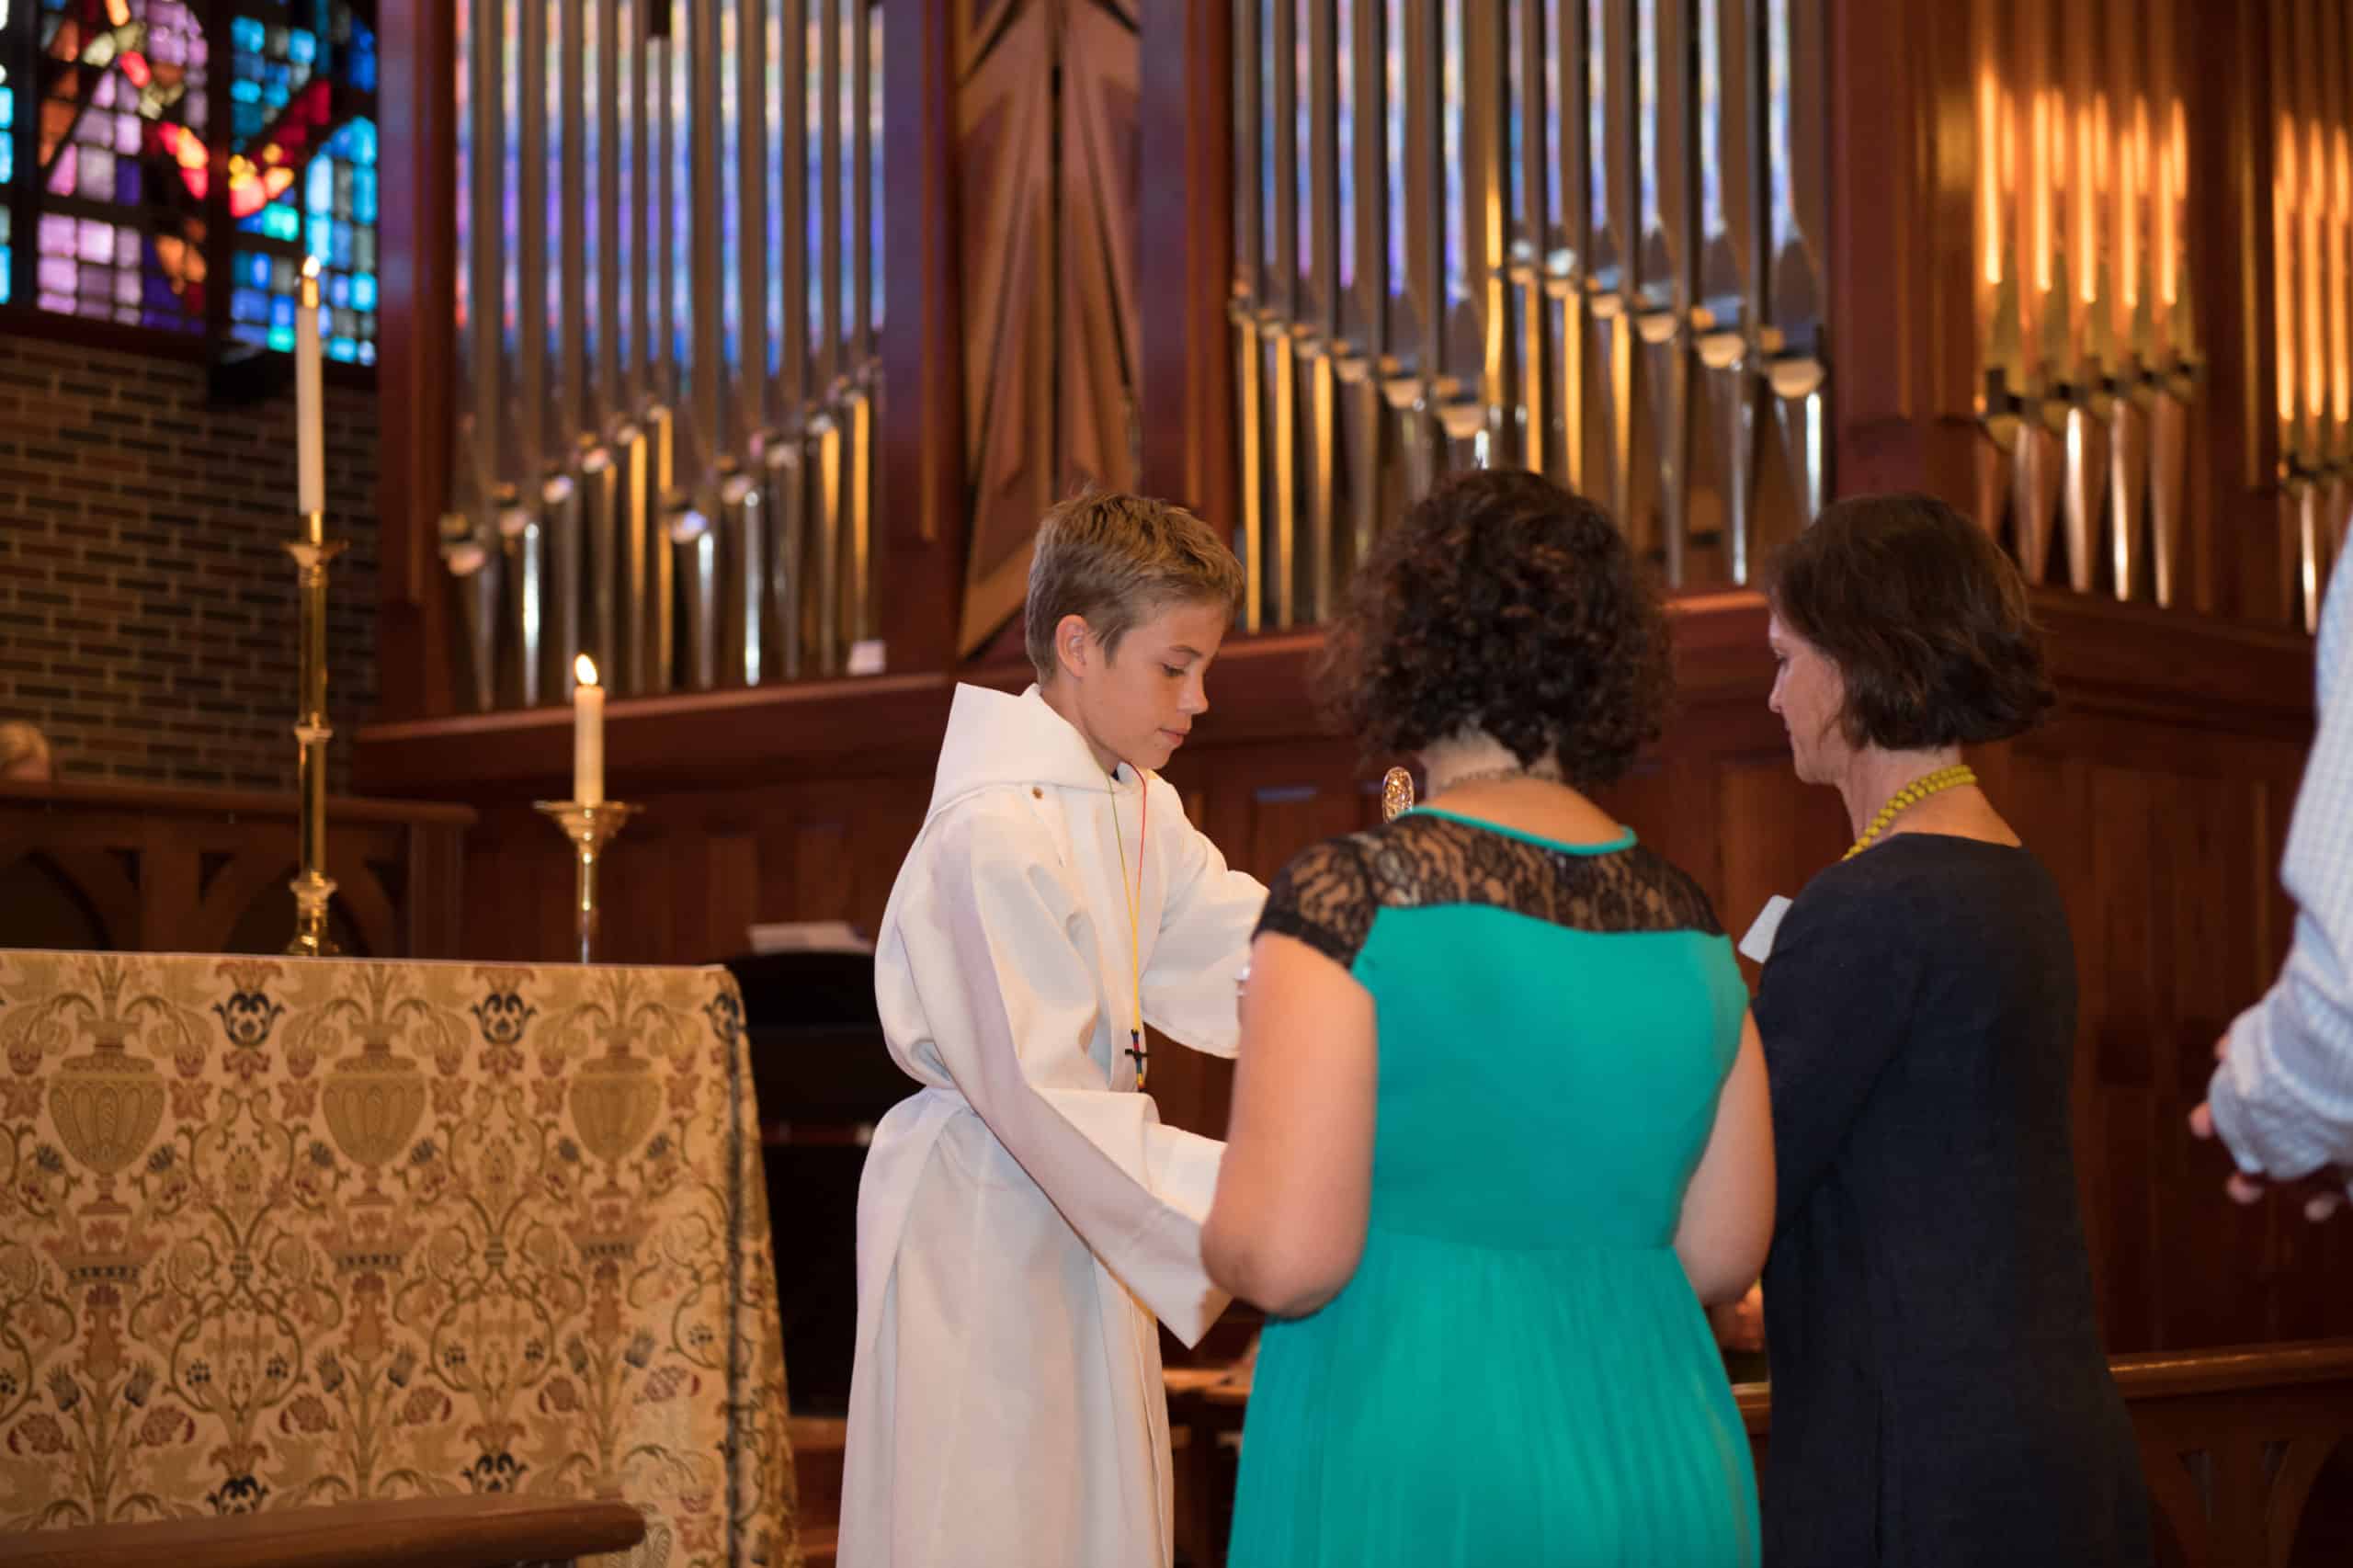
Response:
926,683,1132,820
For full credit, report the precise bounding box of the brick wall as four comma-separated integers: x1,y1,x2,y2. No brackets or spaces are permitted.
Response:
0,334,379,793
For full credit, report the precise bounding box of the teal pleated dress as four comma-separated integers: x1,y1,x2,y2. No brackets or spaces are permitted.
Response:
1225,809,1760,1568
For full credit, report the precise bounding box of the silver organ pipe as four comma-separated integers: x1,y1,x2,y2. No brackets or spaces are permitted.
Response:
1231,0,1833,593
449,0,885,710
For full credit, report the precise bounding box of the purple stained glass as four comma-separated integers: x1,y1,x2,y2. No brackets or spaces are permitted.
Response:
38,254,74,294
38,212,73,256
47,142,73,195
78,219,113,263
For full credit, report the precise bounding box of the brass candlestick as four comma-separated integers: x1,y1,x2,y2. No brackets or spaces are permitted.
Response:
286,510,347,957
534,801,642,963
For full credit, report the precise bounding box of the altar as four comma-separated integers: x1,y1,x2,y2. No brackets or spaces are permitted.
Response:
0,949,801,1568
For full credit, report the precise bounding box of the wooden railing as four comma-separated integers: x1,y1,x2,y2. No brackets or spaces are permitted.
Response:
1167,1340,2353,1568
0,780,472,959
0,1495,645,1568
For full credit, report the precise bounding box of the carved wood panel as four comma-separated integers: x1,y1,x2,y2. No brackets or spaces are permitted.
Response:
954,0,1145,655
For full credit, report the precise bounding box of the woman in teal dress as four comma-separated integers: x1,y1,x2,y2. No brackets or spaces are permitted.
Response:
1202,469,1774,1567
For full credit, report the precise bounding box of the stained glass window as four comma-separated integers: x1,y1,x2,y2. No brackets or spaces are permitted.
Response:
1,0,15,302
30,0,210,329
2,0,377,359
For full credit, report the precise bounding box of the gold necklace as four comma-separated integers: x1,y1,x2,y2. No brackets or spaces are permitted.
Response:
1109,771,1149,1090
1844,764,1976,860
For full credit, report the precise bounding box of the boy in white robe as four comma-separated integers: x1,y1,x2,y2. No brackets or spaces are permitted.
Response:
840,491,1267,1568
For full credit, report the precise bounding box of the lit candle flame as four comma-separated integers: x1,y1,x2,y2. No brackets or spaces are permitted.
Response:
575,653,600,687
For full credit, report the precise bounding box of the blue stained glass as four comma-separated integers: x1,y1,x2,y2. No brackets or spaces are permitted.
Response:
271,294,294,329
322,117,368,163
1,141,11,187
353,166,375,222
290,28,313,62
357,339,374,366
328,335,355,362
231,321,267,347
233,104,263,137
245,251,271,287
306,153,331,210
233,17,265,51
351,271,375,310
267,324,292,349
267,205,300,241
232,78,260,104
0,248,10,304
232,283,269,321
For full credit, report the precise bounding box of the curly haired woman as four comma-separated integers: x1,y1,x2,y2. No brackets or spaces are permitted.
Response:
1202,468,1774,1567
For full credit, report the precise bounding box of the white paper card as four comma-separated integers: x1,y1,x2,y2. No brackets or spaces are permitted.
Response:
1739,895,1793,964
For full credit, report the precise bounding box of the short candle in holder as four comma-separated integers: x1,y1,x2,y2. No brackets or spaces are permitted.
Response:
573,653,605,807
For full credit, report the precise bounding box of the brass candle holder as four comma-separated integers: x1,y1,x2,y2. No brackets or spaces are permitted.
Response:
533,800,642,963
286,510,347,957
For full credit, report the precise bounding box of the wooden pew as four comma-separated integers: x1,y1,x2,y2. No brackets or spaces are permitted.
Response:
0,1494,644,1568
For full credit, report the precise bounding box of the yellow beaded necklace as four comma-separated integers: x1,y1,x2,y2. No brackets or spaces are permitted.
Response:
1843,764,1977,861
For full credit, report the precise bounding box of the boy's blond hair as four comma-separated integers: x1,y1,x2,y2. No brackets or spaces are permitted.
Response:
1023,489,1245,684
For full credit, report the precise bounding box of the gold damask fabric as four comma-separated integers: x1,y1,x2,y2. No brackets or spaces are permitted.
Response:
0,950,800,1567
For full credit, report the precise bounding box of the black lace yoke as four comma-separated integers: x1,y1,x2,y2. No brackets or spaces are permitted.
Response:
1253,810,1723,971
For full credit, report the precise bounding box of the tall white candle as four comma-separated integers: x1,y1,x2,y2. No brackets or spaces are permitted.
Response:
296,256,324,524
573,653,605,807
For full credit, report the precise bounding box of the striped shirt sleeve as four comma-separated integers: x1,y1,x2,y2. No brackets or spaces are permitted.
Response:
2210,552,2353,1195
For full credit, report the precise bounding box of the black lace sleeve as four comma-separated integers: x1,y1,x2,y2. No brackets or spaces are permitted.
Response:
1254,835,1377,970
